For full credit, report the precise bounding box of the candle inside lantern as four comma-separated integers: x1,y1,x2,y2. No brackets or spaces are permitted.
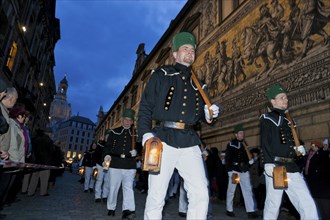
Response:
103,155,111,170
235,175,240,184
231,173,240,184
93,168,98,178
148,148,159,165
79,167,84,175
103,161,110,170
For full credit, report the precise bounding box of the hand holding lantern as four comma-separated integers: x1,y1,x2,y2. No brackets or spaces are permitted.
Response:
103,155,111,170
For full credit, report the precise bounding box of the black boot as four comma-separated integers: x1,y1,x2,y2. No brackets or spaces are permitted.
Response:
108,210,115,216
122,210,135,219
226,211,235,217
247,211,259,219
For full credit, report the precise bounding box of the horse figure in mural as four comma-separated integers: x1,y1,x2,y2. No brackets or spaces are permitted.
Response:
240,4,284,80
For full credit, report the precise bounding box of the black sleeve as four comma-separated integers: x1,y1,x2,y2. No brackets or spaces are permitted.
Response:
225,142,232,171
137,71,161,141
260,115,273,164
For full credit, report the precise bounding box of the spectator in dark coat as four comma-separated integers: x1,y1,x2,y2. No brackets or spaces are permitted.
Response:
304,139,330,220
27,129,54,196
205,147,220,197
216,151,228,201
48,143,64,189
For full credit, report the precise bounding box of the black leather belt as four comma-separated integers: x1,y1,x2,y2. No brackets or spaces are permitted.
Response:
161,121,194,130
110,153,128,158
232,162,245,166
274,156,294,163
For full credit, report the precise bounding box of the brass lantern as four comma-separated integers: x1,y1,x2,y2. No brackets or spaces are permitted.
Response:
93,167,98,179
103,155,111,170
273,166,288,189
142,137,163,173
231,173,240,184
79,166,85,176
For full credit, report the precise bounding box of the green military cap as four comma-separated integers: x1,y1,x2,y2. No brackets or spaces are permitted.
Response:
266,84,287,100
122,108,135,120
172,32,196,51
234,124,244,133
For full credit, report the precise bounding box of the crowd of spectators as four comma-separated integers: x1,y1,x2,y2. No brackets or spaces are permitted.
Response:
0,80,65,219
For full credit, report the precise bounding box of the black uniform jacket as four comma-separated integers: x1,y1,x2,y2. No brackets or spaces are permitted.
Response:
103,126,137,169
137,63,207,148
94,142,104,166
225,139,250,172
82,149,96,167
260,108,300,172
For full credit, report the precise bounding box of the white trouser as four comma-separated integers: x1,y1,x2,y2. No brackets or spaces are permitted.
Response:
84,166,95,190
144,144,209,220
226,171,256,212
94,164,110,199
179,180,188,212
107,168,136,211
264,171,319,220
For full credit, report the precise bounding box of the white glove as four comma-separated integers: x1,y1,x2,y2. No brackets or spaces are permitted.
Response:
204,104,220,122
102,155,111,169
142,132,154,146
130,149,137,157
264,163,275,177
104,155,111,162
248,159,254,165
294,145,306,156
202,150,209,157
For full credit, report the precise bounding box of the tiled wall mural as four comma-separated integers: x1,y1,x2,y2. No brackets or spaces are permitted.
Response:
195,0,329,99
192,0,330,145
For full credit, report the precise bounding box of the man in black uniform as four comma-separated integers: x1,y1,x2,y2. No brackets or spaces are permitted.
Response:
260,84,318,219
225,124,258,218
138,31,220,220
103,109,137,219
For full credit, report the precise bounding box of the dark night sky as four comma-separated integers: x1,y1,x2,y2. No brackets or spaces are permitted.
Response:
54,0,187,122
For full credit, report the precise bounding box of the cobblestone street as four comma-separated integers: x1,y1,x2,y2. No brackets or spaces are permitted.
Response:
1,170,296,220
